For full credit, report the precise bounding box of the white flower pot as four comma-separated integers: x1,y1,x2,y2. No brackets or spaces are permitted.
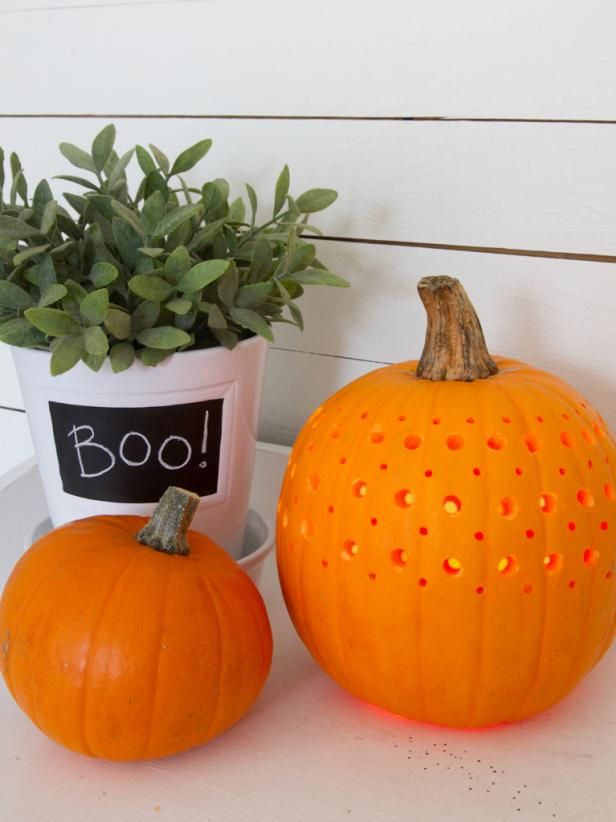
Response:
11,335,268,559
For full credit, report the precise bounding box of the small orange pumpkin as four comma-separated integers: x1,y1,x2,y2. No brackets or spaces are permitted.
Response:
0,487,272,760
277,276,616,728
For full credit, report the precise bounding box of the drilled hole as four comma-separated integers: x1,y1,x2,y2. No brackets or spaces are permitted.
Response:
424,469,433,478
370,517,378,527
370,428,385,444
604,484,616,501
498,555,519,576
473,467,481,476
502,415,512,424
466,417,475,424
568,521,576,532
474,531,484,541
525,434,540,453
300,520,313,539
581,428,595,444
443,495,462,515
475,585,485,594
560,431,574,448
308,473,319,491
404,433,423,450
600,521,609,531
327,505,334,514
419,526,429,536
486,434,506,450
544,553,563,573
391,548,408,568
498,496,518,519
443,557,463,576
577,488,594,507
446,433,464,450
368,572,377,581
339,456,347,465
432,417,441,425
584,548,599,566
352,480,367,498
588,459,593,469
342,539,359,559
525,529,535,539
379,463,388,471
397,415,406,422
539,492,557,513
360,411,369,419
569,580,576,589
331,424,342,439
395,489,415,508
536,415,545,423
418,577,428,587
321,559,328,568
515,467,523,476
523,584,533,594
559,467,567,476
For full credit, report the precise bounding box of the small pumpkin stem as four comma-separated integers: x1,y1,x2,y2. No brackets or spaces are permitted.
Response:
416,275,498,382
137,486,200,556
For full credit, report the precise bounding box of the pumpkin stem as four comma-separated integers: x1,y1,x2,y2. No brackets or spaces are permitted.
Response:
137,486,199,556
416,275,498,381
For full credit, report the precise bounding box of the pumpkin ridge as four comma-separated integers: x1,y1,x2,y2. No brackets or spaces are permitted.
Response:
141,570,172,760
194,573,225,742
79,546,143,758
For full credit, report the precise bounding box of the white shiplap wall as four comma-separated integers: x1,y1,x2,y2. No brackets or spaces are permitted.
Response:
1,0,616,455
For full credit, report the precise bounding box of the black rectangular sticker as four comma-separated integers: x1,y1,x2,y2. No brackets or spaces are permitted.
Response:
48,398,224,503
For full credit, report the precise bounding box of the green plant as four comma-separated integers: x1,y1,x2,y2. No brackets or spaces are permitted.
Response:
0,125,347,375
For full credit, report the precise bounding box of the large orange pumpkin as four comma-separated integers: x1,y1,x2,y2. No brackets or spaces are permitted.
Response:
277,276,616,727
0,487,272,760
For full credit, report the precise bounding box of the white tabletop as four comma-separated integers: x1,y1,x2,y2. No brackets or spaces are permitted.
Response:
1,443,615,822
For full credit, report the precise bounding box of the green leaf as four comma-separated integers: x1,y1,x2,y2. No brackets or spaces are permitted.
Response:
82,352,106,372
80,288,109,325
136,145,156,175
187,218,227,253
50,333,85,375
0,215,39,240
39,283,67,308
151,203,202,238
0,147,4,197
0,317,46,347
59,142,97,174
32,179,53,224
110,342,135,373
107,148,135,191
249,237,273,281
13,243,50,266
218,266,239,307
111,200,146,238
0,280,33,310
141,191,166,234
288,242,316,272
210,328,238,349
92,124,116,173
290,268,350,287
295,188,338,214
144,170,169,201
228,197,245,223
230,307,274,341
236,281,273,308
170,139,212,176
90,261,119,288
166,297,193,315
137,325,191,350
138,347,170,367
112,217,142,268
138,246,165,258
84,324,109,355
25,307,81,336
105,308,131,339
178,259,229,292
40,200,57,235
245,183,257,224
288,301,304,330
149,144,170,175
25,255,56,288
274,164,290,215
131,300,159,335
204,302,227,329
54,174,100,192
128,274,174,302
164,245,192,283
85,193,115,220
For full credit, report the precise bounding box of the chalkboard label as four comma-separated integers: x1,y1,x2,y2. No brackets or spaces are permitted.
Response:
48,398,224,503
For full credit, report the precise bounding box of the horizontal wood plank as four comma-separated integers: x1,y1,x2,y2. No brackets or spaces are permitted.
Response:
1,1,616,119
2,118,616,254
2,244,614,444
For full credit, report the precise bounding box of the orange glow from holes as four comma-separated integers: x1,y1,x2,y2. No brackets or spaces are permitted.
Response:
443,495,462,515
446,433,464,450
370,429,385,444
576,488,594,507
497,555,519,575
404,433,422,450
486,434,506,450
395,489,415,508
476,585,485,594
473,467,481,476
600,521,609,530
352,480,367,498
342,539,359,558
331,424,342,439
539,492,557,513
543,553,563,573
584,548,599,566
443,557,463,576
308,473,319,491
604,484,615,501
524,434,540,453
418,577,428,587
560,431,574,448
497,496,518,518
391,548,408,568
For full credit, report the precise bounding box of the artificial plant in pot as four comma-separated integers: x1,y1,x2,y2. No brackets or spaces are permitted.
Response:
0,125,348,557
